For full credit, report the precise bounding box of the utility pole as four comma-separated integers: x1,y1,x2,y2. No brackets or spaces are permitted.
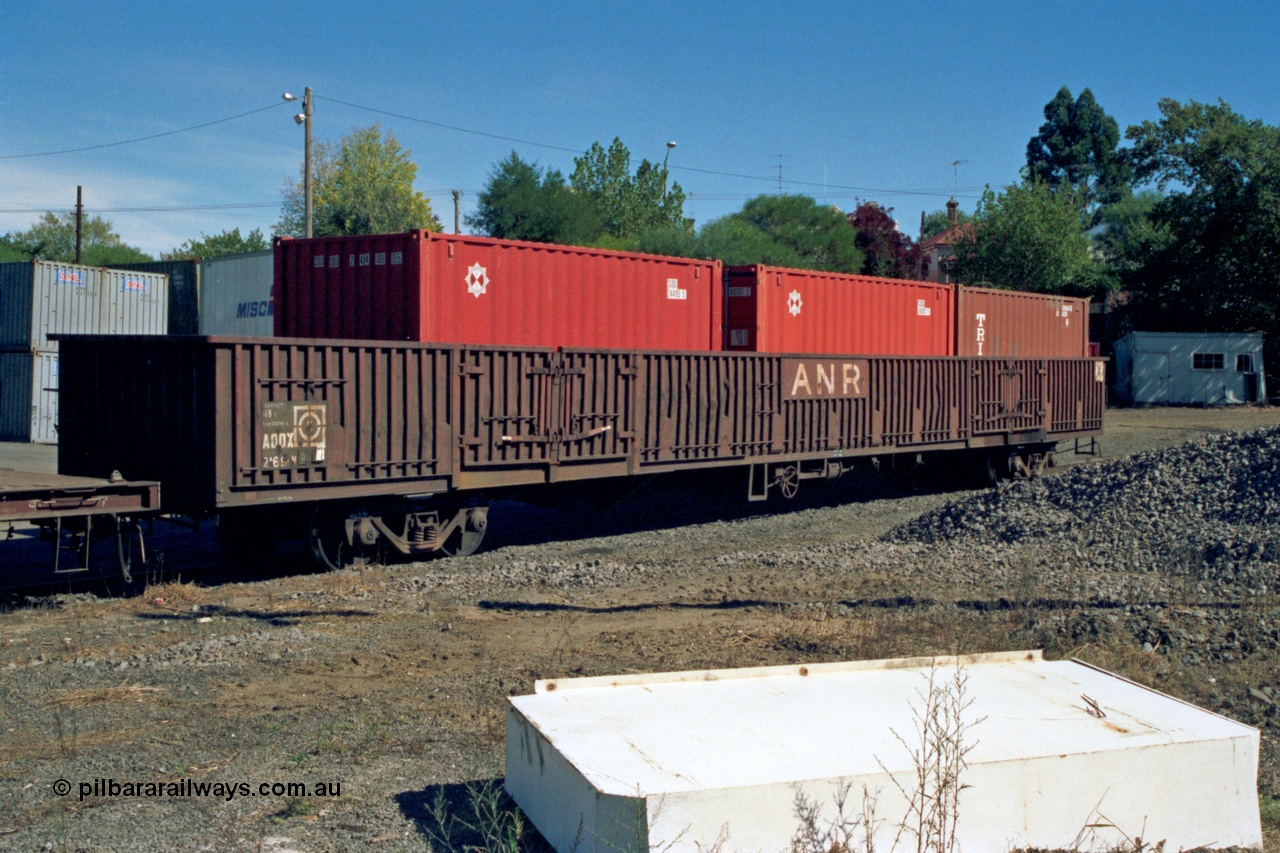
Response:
452,190,462,234
776,154,785,194
283,88,314,237
303,88,313,239
75,186,83,264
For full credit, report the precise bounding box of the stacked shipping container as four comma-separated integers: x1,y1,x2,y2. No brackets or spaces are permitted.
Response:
955,286,1090,358
0,261,168,443
274,231,723,351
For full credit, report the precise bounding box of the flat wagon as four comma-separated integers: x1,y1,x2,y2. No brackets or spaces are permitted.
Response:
56,335,1105,570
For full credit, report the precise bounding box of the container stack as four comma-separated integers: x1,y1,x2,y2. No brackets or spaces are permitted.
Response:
0,261,167,443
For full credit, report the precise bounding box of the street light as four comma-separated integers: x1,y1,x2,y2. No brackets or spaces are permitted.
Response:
283,88,314,238
662,141,677,198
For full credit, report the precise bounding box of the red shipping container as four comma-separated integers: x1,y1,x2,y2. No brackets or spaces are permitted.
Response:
723,265,955,355
956,286,1090,358
274,231,722,350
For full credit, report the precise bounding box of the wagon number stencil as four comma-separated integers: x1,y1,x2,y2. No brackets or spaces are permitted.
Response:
258,402,327,469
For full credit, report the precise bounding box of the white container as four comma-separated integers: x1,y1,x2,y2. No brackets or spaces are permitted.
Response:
506,651,1261,853
0,351,59,443
199,250,274,336
0,261,104,350
0,261,169,350
98,268,169,336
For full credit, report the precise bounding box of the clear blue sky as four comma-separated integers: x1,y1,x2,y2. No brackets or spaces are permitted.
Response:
3,1,1277,256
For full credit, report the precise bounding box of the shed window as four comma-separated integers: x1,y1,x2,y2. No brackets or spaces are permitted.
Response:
1192,352,1225,370
1237,354,1254,373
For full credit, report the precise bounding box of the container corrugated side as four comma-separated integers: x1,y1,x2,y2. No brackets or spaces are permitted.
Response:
199,251,274,336
99,268,169,336
724,265,955,355
0,350,58,443
0,261,105,350
956,287,1090,358
275,231,722,350
113,260,199,334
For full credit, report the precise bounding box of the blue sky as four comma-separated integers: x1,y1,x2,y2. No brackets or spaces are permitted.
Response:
3,1,1278,256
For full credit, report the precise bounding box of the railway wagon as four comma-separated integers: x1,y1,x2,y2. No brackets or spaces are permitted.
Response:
56,335,1104,569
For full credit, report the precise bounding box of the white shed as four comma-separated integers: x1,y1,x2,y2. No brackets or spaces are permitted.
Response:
506,651,1261,853
1114,331,1266,405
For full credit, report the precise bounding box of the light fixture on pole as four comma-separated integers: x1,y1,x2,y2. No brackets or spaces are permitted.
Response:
662,141,677,198
283,88,314,238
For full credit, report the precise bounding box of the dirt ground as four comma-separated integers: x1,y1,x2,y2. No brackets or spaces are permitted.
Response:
1,405,1279,851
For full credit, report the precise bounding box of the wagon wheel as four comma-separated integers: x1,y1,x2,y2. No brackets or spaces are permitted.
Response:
309,505,377,571
438,507,488,558
777,465,800,500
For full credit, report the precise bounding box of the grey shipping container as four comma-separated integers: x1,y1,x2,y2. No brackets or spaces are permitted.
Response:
0,350,59,443
98,268,169,336
0,261,169,350
0,261,104,350
112,260,199,334
198,251,274,336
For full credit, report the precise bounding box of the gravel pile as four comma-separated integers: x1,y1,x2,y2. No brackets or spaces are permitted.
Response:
887,427,1280,595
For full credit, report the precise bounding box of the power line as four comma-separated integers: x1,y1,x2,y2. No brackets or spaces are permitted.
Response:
316,95,585,154
0,103,290,160
318,94,982,200
0,202,279,214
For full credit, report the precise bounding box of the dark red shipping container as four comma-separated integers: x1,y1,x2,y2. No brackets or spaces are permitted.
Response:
274,231,722,350
723,265,955,356
955,286,1090,358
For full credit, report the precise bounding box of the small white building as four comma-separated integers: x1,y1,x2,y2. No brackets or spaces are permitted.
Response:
1114,331,1266,405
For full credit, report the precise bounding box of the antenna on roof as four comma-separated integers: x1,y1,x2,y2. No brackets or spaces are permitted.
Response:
949,159,968,199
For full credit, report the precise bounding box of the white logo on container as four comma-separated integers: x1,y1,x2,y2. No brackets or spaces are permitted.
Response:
466,263,490,298
788,290,803,317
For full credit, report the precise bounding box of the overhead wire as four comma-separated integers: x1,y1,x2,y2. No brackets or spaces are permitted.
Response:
0,102,289,160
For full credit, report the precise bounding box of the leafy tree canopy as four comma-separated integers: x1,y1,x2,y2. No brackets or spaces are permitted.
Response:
1025,86,1131,219
278,124,441,237
728,195,863,272
468,152,601,245
1123,98,1280,348
949,181,1102,295
846,202,922,279
162,227,269,261
921,206,973,241
1094,191,1173,286
570,138,685,239
5,211,152,265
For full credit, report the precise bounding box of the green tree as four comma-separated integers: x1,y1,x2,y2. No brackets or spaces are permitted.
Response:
162,227,269,260
696,216,807,267
0,235,31,262
278,125,441,237
1094,191,1173,286
948,181,1101,295
728,195,863,272
7,211,152,264
1025,86,1131,220
1124,98,1280,349
921,207,972,241
468,152,601,244
570,138,685,239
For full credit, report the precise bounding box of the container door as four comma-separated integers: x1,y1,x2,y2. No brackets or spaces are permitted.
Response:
33,353,58,444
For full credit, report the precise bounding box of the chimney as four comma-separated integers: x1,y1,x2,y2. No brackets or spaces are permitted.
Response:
946,198,959,225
